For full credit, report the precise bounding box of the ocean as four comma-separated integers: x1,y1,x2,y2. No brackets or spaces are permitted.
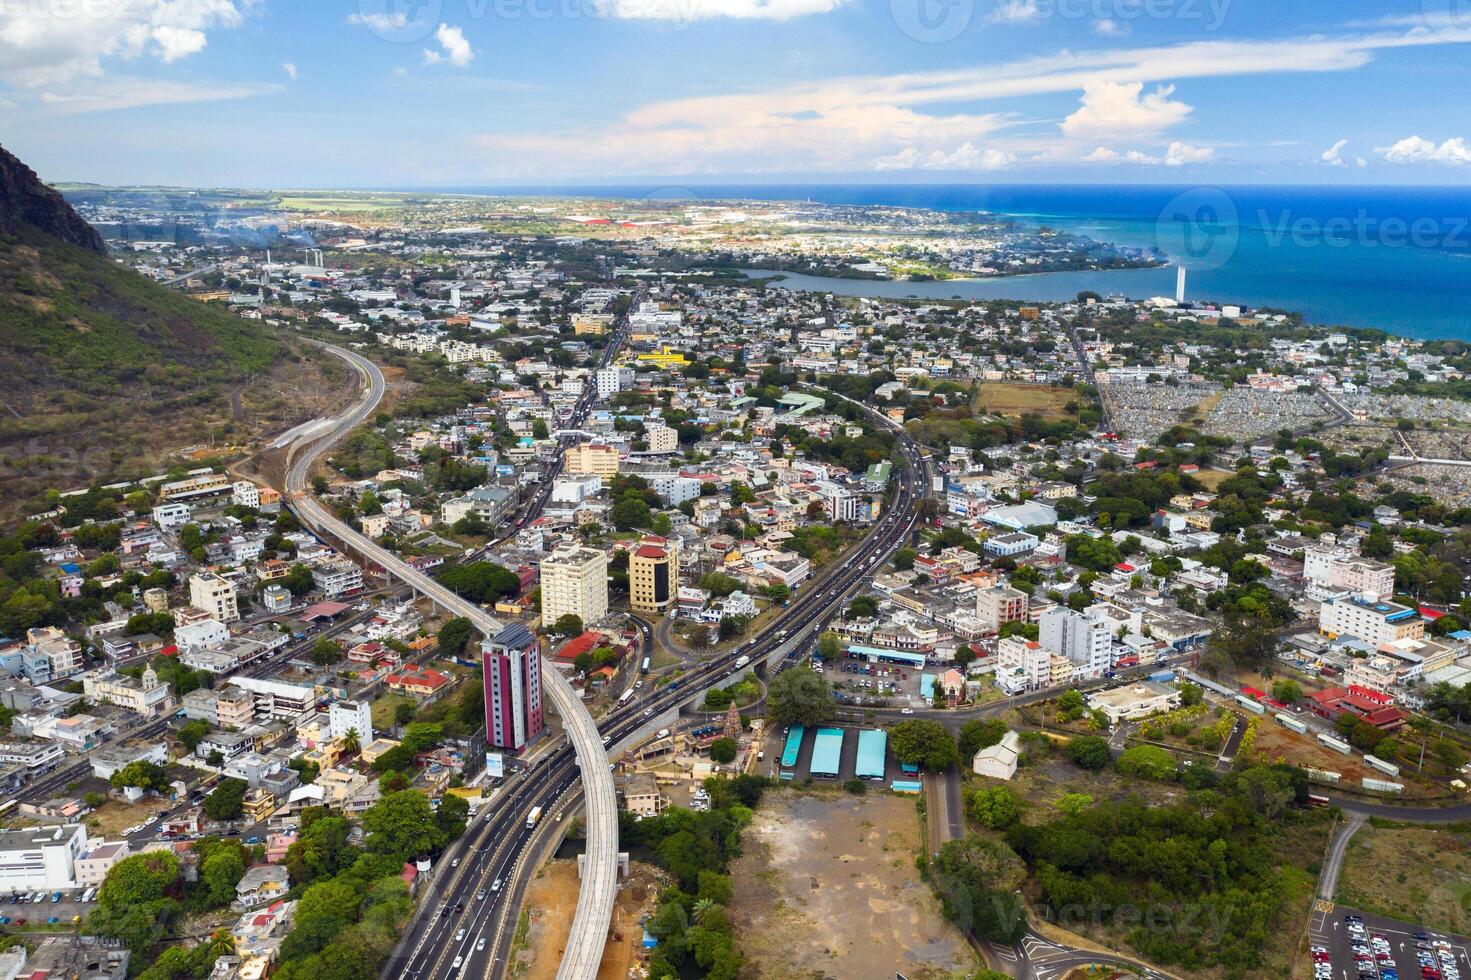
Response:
443,183,1471,341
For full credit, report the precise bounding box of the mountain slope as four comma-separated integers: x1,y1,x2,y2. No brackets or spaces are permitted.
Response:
0,145,314,516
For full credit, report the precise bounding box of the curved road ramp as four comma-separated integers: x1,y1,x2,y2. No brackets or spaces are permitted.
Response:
286,343,618,980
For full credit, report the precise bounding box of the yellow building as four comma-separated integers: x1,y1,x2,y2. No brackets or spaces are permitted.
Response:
629,536,680,615
564,443,620,478
631,347,689,369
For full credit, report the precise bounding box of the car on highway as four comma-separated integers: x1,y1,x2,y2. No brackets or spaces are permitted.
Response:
476,890,486,901
476,938,486,952
491,879,503,892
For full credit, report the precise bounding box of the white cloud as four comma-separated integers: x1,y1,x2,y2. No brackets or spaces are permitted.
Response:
1320,138,1349,166
1061,81,1193,139
593,0,850,20
878,142,1014,170
424,24,474,67
39,76,279,114
472,25,1471,176
988,0,1043,25
1082,146,1120,163
1377,135,1471,165
1092,18,1127,37
1164,141,1213,165
282,62,297,80
0,0,248,86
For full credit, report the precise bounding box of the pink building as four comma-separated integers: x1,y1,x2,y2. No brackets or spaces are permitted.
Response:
483,623,544,752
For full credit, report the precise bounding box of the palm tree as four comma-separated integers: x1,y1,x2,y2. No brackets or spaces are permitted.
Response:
691,898,718,924
341,727,361,756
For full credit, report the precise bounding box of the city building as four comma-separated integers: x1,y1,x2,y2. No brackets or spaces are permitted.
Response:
310,560,363,598
972,730,1021,780
1087,682,1182,725
1319,597,1424,646
80,666,175,718
564,443,620,478
644,424,679,454
975,585,1029,634
482,624,544,752
629,537,679,615
190,572,240,624
539,546,609,629
75,840,131,886
181,687,257,729
328,699,373,745
1039,606,1112,678
0,824,85,891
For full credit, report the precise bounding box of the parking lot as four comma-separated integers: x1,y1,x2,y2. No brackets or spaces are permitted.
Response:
0,890,95,930
818,651,930,710
1310,903,1471,980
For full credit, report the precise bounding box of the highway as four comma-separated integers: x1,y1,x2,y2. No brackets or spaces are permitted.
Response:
283,330,626,980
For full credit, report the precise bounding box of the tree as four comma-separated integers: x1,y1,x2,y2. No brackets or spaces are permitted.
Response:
766,667,835,727
709,737,737,764
90,851,180,952
550,614,584,638
201,847,246,908
1178,682,1204,707
957,718,1008,759
310,637,343,666
1056,688,1086,721
437,617,473,657
967,786,1020,829
178,719,211,751
816,631,841,660
283,563,316,596
1271,679,1303,704
1057,792,1094,816
110,760,171,794
889,720,960,771
1116,744,1178,781
362,790,446,861
1065,735,1111,771
204,778,248,820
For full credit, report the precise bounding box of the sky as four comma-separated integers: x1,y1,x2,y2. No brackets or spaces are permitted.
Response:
3,0,1471,186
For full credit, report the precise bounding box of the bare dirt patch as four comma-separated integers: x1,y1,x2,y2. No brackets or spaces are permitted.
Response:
729,791,974,980
512,859,665,980
974,383,1076,421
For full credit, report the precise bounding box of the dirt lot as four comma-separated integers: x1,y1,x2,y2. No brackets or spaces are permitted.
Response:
1336,823,1471,935
729,791,974,980
511,859,665,980
85,797,174,837
1244,723,1444,799
974,383,1076,421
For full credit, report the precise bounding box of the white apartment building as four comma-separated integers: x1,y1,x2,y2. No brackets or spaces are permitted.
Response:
1319,597,1425,646
595,367,628,399
174,619,228,654
539,546,609,628
311,560,363,597
189,572,239,624
232,481,261,509
328,699,373,744
21,627,84,685
1039,606,1112,679
80,666,174,718
813,481,862,523
995,635,1052,693
0,824,85,892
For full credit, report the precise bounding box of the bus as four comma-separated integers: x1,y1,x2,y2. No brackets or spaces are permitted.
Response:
641,656,651,673
618,689,634,704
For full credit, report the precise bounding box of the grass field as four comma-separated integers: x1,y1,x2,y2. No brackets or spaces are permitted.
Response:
276,195,408,212
1336,823,1471,936
1194,468,1235,490
974,382,1077,420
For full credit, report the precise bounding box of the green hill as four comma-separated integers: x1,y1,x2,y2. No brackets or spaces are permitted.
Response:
0,144,314,517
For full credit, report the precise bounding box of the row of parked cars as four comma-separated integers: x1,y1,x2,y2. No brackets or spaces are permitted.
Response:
1333,915,1465,980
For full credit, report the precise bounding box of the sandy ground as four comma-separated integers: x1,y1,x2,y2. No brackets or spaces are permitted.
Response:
729,791,974,980
512,859,664,980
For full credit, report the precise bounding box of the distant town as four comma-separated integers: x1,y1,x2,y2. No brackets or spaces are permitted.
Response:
3,188,1471,980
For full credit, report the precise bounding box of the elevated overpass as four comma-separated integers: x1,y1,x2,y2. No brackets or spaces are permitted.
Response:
285,343,618,980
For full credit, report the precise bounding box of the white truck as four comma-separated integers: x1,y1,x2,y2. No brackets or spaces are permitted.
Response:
733,654,750,669
526,806,543,829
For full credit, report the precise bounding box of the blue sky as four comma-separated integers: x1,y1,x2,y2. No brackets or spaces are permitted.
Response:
3,0,1471,186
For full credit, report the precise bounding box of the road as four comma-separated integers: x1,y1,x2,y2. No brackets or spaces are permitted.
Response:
1318,813,1366,902
283,338,624,980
